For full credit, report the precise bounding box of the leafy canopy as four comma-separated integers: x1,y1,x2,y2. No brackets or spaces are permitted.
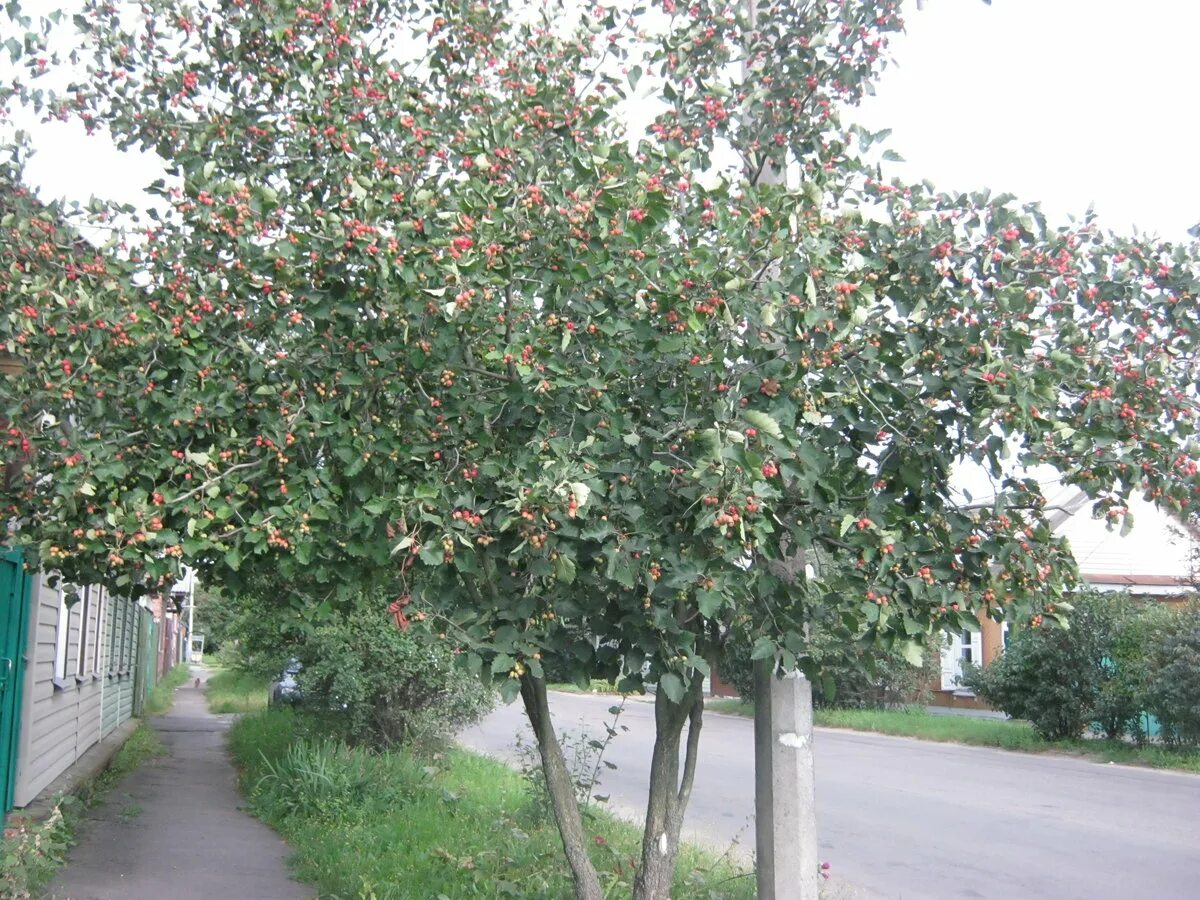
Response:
2,0,1198,701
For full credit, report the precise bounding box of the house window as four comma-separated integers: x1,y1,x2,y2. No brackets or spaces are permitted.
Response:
940,629,983,691
959,630,974,665
53,584,72,683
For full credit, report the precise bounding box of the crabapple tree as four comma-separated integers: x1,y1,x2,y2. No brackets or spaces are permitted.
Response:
3,1,1198,896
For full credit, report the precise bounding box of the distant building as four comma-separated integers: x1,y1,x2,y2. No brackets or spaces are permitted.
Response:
934,489,1197,709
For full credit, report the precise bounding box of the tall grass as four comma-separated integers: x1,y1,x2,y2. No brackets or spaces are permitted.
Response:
205,669,270,714
228,709,754,899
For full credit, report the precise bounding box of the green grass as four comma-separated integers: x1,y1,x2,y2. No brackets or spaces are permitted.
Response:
205,669,270,714
706,698,755,718
145,663,193,716
228,708,754,899
547,679,629,695
705,699,1200,772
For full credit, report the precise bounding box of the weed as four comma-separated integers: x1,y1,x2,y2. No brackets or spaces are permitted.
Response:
119,803,142,821
90,724,166,799
546,680,628,696
0,801,74,899
514,699,627,828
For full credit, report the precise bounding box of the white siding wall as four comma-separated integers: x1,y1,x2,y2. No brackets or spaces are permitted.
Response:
101,594,140,738
13,574,110,808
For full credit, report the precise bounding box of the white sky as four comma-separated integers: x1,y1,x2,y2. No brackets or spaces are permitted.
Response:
854,0,1200,242
12,0,1200,242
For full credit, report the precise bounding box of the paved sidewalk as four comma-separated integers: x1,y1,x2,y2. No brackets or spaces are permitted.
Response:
49,666,309,900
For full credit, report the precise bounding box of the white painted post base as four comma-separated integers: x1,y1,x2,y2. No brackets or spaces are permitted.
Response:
754,660,820,899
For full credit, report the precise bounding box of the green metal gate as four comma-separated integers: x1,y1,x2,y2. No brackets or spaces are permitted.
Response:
0,550,32,816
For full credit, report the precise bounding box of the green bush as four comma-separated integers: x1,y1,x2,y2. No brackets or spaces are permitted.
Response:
293,593,494,749
1144,614,1200,747
0,802,72,899
963,592,1173,741
720,621,932,709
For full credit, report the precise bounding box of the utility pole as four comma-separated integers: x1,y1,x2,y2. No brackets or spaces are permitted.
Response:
745,2,820,896
754,662,819,898
186,575,195,663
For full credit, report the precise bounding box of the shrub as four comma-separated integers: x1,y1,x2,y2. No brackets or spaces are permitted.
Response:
963,592,1137,740
1144,613,1200,748
0,802,72,900
294,593,494,749
720,621,932,709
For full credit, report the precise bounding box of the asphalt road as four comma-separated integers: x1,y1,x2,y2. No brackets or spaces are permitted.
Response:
460,691,1200,900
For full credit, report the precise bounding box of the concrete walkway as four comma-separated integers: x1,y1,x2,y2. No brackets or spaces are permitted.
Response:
49,666,310,900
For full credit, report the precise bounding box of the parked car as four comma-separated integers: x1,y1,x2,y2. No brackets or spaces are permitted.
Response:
269,658,303,707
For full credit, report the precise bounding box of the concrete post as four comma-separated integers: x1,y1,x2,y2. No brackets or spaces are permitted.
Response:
742,1,821,893
755,660,820,899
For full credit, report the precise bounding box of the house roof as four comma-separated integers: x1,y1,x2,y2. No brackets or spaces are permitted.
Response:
1047,487,1198,593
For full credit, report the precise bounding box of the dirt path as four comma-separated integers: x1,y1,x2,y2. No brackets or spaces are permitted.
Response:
49,666,309,900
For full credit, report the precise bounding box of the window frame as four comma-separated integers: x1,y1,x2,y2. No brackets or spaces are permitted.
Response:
52,583,72,688
75,586,93,680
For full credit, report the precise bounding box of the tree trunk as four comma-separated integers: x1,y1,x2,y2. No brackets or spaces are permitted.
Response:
519,673,604,900
633,678,705,900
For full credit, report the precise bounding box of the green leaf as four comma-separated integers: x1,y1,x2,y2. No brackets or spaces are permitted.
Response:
750,637,775,661
821,673,837,701
696,589,723,618
554,554,576,585
699,429,721,460
658,672,684,703
899,640,925,667
743,410,783,439
498,677,521,703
